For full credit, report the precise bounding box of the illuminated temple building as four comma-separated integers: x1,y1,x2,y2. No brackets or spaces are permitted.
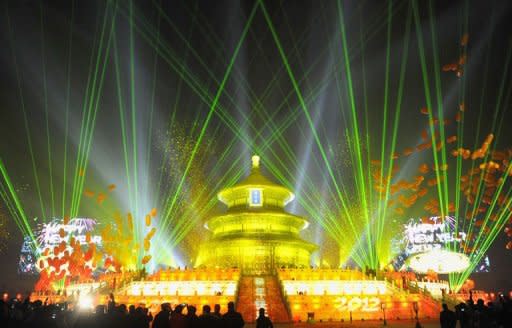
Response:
196,155,317,273
31,155,462,323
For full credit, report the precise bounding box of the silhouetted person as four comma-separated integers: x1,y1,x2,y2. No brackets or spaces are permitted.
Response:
474,299,489,328
94,305,107,328
457,302,470,328
440,303,456,328
486,301,497,328
198,304,219,328
498,294,512,328
256,308,273,328
145,307,154,325
107,293,116,313
464,300,475,328
169,304,187,328
186,305,200,328
153,303,171,328
222,301,244,328
115,304,129,328
212,303,222,319
135,306,152,328
0,300,9,326
128,305,137,328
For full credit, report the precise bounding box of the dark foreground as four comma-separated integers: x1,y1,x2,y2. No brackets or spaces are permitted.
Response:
245,320,438,327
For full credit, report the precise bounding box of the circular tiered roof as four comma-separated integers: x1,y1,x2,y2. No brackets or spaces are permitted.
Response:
217,155,295,208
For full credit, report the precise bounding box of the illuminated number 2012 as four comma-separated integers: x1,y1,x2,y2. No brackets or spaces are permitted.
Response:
336,297,381,312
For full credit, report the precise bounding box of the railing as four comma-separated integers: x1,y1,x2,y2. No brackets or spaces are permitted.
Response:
275,272,293,321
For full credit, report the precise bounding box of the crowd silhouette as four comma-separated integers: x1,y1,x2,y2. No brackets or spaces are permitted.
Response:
2,293,512,328
0,297,248,328
440,295,512,328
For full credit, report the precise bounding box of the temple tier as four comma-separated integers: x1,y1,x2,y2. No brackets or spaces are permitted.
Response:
196,155,317,273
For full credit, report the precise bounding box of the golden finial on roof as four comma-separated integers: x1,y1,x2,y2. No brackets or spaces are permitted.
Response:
251,155,260,169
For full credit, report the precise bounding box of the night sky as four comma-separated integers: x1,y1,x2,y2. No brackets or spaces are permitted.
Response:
1,0,512,293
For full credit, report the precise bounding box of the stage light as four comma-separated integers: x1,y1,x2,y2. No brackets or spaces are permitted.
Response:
78,294,93,311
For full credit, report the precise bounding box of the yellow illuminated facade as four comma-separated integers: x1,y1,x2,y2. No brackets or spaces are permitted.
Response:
281,280,389,295
196,155,317,273
121,280,238,296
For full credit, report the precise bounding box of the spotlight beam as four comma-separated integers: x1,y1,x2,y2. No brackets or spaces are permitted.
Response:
70,2,118,218
39,3,56,217
261,0,372,264
160,1,259,233
61,0,76,219
5,6,47,218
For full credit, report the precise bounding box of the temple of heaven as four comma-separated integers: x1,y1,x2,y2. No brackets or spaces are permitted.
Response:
195,155,317,274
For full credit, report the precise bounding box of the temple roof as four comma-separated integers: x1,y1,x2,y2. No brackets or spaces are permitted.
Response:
217,155,295,208
235,155,285,187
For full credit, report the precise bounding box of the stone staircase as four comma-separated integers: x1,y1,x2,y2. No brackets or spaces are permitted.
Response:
236,275,291,323
415,293,442,318
236,276,256,322
263,275,291,323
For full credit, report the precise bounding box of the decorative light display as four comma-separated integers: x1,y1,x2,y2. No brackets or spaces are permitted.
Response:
407,249,470,274
402,216,465,254
393,216,489,273
1,0,511,303
253,277,267,318
282,280,389,296
77,294,94,311
65,282,105,296
249,189,263,207
334,296,381,312
18,218,101,274
409,281,450,297
121,280,237,296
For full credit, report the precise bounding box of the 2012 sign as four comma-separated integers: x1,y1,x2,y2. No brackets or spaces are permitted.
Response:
335,296,381,312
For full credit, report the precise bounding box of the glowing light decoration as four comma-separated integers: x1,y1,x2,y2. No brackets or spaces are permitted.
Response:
18,218,102,274
393,216,490,273
253,277,267,319
78,294,94,310
249,188,263,207
65,282,105,296
407,249,470,273
282,280,389,296
402,216,465,254
37,218,100,245
121,280,237,296
409,281,450,297
334,296,381,312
